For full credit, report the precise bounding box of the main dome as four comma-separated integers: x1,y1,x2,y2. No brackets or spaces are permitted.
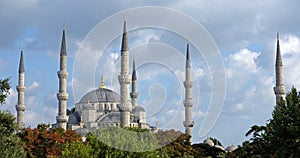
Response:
79,88,120,103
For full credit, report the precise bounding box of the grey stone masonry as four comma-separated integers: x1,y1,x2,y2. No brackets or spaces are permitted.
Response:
118,13,132,127
130,59,138,107
56,28,69,130
273,32,286,104
183,43,194,143
16,49,26,130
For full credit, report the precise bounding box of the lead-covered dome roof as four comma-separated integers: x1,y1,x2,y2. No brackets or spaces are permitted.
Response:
133,106,145,112
79,88,120,103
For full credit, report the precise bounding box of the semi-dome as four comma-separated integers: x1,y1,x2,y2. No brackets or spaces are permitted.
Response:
79,88,120,103
203,138,214,146
132,106,145,112
225,145,238,152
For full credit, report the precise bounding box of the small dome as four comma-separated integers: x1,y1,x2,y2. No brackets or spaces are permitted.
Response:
203,138,214,146
225,145,238,152
133,106,145,113
79,88,120,103
75,128,89,137
214,145,225,151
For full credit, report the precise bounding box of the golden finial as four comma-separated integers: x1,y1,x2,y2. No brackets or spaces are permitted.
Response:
63,20,66,30
99,74,105,89
79,116,83,128
156,118,158,129
124,11,126,21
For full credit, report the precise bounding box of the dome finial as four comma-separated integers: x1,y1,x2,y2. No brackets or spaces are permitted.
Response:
99,74,105,89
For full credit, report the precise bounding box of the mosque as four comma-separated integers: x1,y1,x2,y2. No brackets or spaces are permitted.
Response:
15,15,195,141
14,12,285,146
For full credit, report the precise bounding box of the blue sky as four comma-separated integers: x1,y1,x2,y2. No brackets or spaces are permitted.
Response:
1,0,300,147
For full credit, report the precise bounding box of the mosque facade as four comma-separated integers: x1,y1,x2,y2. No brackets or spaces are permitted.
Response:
15,12,286,143
15,16,194,136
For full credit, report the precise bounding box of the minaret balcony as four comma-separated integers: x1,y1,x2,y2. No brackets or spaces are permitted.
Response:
183,99,193,107
274,86,286,95
119,101,132,112
57,93,69,100
16,105,26,111
183,120,194,127
57,71,69,79
130,92,138,98
56,115,69,123
118,75,131,84
16,86,26,92
184,81,192,88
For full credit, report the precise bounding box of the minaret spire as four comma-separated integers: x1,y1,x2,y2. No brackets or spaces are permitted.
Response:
16,46,26,130
131,56,138,107
274,32,286,104
60,26,67,55
56,24,69,130
118,12,132,127
121,12,129,52
183,42,194,144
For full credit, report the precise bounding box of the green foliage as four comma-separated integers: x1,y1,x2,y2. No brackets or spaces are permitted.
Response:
85,127,210,157
208,137,223,146
265,87,300,157
0,111,26,158
0,110,18,137
233,87,300,157
0,78,10,104
61,142,94,158
87,127,160,157
37,123,50,130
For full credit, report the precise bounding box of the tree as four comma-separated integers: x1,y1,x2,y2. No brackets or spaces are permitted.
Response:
61,142,94,158
265,87,300,157
234,87,300,157
0,78,10,104
0,111,27,158
87,127,160,158
18,125,82,157
0,78,26,158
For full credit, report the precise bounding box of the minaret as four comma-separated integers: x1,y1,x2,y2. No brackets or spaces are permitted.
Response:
16,47,26,130
56,25,69,130
273,32,286,104
118,13,132,128
183,42,194,143
130,58,138,107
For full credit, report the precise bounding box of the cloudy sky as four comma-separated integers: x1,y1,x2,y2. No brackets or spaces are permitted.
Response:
1,0,300,147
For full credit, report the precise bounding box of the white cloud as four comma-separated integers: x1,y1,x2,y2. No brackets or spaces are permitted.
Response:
234,103,244,111
26,96,39,109
0,58,6,68
245,86,256,99
227,48,260,75
279,35,300,89
281,35,300,55
110,52,119,60
2,89,17,113
131,29,163,46
27,81,40,95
